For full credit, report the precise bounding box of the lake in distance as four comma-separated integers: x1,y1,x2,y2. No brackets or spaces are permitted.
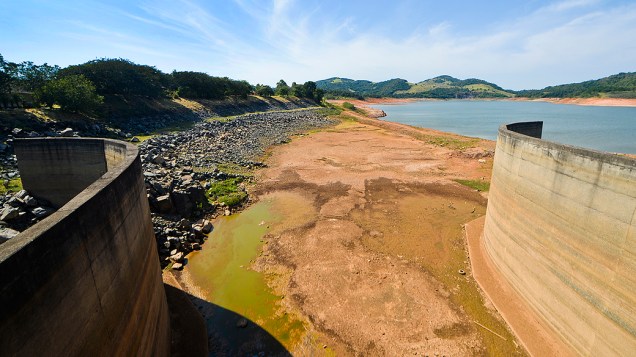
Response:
371,100,636,154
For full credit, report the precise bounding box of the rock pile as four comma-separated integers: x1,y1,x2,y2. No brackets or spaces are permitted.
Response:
0,189,56,244
140,108,333,268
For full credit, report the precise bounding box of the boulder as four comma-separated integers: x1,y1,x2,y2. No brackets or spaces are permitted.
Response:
152,155,166,165
0,227,20,243
156,194,173,213
0,207,20,221
24,196,38,207
31,207,54,219
171,191,194,217
60,128,74,137
201,219,213,234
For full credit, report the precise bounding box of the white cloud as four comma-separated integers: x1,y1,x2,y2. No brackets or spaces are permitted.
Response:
224,1,636,89
54,0,636,89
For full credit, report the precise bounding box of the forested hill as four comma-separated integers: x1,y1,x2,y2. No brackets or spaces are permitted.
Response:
316,75,514,99
515,72,636,98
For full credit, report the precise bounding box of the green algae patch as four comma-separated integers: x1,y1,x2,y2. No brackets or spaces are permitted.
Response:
0,178,22,194
186,197,306,353
454,178,490,192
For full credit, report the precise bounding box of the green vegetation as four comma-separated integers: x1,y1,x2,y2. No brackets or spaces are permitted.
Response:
316,104,342,117
207,177,248,207
454,179,490,192
0,178,22,194
172,70,252,99
413,133,479,150
35,75,103,114
341,101,356,110
515,72,636,98
217,163,254,177
317,75,514,99
275,79,290,96
254,84,274,97
59,58,169,98
1,53,326,120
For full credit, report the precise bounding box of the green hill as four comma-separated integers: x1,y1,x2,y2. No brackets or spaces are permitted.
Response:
515,72,636,98
316,75,514,99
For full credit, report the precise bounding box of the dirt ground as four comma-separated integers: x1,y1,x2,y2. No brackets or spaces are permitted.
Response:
248,113,527,356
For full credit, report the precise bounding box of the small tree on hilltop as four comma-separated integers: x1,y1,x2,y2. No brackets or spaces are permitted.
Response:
255,84,274,97
275,79,290,96
36,74,103,114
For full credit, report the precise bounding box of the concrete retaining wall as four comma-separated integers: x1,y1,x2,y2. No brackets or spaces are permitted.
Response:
483,122,636,356
0,138,170,357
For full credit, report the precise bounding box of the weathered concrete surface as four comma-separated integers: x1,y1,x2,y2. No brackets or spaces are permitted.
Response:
0,138,170,357
483,122,636,356
14,139,107,208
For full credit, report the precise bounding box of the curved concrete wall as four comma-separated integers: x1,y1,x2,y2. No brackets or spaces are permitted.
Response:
483,122,636,356
0,138,170,356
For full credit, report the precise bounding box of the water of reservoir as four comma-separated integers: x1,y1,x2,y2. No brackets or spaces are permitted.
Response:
371,100,636,154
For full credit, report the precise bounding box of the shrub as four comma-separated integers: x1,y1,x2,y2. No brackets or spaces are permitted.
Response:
342,101,356,110
206,177,247,208
35,74,103,113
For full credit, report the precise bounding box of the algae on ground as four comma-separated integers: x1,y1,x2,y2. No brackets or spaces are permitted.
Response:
186,197,306,353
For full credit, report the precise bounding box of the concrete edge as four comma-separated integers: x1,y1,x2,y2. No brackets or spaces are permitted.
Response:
0,138,139,262
499,122,636,167
464,216,576,357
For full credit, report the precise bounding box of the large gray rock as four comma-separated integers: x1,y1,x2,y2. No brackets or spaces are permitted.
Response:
156,195,173,213
31,207,54,219
0,206,20,221
24,196,38,207
171,191,193,217
60,128,74,137
0,227,20,243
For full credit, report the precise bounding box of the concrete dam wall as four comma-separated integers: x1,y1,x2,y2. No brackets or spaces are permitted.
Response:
0,138,170,356
483,122,636,356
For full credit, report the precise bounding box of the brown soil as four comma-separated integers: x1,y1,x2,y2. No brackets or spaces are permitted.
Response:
250,113,527,355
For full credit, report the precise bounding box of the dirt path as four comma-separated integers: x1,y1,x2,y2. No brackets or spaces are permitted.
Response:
250,115,526,355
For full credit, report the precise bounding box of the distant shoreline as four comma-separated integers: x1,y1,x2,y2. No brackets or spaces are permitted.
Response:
337,96,636,108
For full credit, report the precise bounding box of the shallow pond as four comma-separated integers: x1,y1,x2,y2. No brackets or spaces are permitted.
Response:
185,191,316,354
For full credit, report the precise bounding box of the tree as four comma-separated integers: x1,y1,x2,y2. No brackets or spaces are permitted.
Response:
224,79,252,98
36,74,103,113
254,84,274,97
0,54,12,97
14,61,60,92
58,58,170,98
172,71,225,99
290,82,303,97
275,79,290,96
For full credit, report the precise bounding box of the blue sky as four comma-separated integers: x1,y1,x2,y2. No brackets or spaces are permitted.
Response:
1,0,635,89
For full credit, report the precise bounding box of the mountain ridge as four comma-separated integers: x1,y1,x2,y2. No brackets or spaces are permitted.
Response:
317,72,636,99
